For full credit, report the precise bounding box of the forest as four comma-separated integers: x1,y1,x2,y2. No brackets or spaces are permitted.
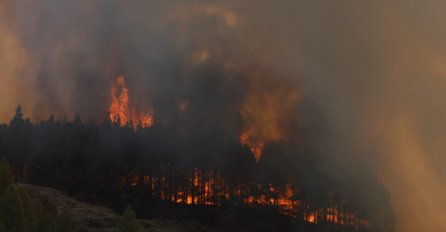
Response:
0,105,395,231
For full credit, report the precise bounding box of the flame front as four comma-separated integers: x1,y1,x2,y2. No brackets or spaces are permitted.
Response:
123,170,370,229
109,76,154,128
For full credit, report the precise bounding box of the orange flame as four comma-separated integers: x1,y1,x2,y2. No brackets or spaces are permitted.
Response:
125,172,370,229
240,128,265,162
109,76,154,128
307,212,316,223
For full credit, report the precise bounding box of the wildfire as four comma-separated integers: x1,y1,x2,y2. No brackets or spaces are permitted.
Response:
307,212,316,223
240,128,265,161
238,74,300,162
124,170,370,230
109,76,154,128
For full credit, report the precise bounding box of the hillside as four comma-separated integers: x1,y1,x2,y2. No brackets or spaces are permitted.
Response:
19,184,212,232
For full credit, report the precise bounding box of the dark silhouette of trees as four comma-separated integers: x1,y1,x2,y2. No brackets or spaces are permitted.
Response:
3,105,33,182
10,105,24,127
0,105,395,231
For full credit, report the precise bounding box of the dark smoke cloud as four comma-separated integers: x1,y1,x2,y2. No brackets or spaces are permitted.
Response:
1,1,445,231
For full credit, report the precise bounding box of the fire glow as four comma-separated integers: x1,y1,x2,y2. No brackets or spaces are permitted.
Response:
109,76,154,128
240,128,265,162
123,169,371,230
109,76,373,231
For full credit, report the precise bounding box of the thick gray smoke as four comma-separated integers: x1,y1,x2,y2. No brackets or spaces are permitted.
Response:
1,1,445,231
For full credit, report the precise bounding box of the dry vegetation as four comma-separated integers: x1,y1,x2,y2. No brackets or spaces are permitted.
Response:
20,184,212,232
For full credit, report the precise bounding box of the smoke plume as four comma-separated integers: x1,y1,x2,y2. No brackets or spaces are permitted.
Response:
1,1,445,231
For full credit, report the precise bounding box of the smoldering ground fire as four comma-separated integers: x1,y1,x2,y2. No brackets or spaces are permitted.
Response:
1,1,446,232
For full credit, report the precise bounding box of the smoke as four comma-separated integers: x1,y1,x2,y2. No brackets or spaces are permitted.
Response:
0,1,36,121
1,0,445,231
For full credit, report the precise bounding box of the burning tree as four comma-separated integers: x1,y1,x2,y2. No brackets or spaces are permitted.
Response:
109,76,154,129
0,104,395,232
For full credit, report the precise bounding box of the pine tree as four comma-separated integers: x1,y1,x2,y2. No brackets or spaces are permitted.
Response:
116,204,137,232
9,105,24,128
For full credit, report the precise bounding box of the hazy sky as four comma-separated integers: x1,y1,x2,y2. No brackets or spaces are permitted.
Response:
1,1,445,231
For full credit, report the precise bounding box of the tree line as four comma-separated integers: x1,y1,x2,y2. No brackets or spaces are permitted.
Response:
0,105,395,231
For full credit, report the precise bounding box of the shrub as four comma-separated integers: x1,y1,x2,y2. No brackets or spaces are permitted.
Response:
0,158,12,195
0,185,26,232
116,204,137,232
